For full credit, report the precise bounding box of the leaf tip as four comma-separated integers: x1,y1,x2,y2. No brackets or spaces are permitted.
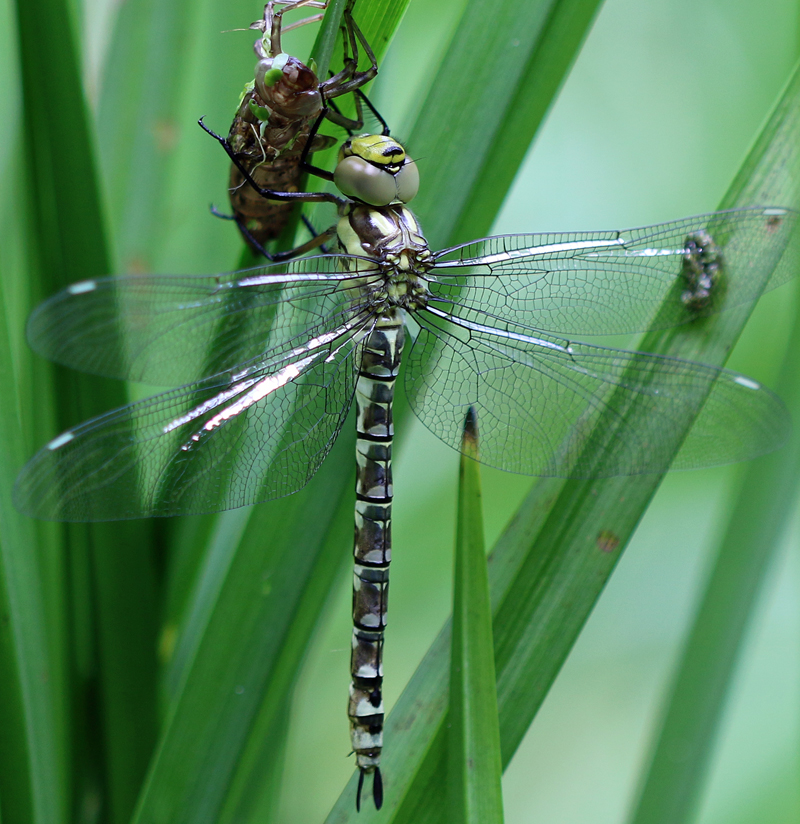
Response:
462,406,479,452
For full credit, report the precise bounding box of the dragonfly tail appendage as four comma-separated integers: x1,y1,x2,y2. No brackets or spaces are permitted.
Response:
349,313,404,810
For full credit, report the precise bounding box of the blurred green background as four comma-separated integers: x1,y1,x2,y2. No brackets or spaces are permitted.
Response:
1,0,798,822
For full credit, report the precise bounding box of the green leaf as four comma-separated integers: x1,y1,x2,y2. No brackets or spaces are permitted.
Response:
0,224,64,824
13,0,158,818
325,51,800,824
448,410,504,824
310,0,349,76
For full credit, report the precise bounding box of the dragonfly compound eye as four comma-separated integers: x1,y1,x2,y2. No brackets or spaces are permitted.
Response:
335,156,401,206
394,157,419,203
335,135,420,206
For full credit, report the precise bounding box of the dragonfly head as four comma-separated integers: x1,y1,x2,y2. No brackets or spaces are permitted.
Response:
334,135,419,207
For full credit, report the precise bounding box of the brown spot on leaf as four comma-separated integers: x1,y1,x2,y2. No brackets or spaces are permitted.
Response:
596,529,620,553
153,119,180,153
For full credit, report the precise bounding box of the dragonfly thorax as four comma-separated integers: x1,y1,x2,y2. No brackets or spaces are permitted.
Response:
338,203,431,313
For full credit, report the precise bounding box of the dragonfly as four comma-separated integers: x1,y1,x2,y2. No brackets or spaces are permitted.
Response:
221,0,379,253
14,127,797,809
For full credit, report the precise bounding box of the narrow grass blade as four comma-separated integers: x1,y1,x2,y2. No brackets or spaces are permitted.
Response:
310,0,348,75
406,0,604,249
13,0,158,819
448,410,504,824
326,56,800,824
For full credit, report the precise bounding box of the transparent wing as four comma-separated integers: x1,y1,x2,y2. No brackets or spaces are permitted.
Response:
27,253,375,385
14,314,371,521
429,207,797,337
405,309,789,478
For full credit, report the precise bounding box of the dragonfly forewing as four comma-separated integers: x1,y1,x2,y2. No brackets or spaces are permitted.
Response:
26,257,378,385
429,207,797,337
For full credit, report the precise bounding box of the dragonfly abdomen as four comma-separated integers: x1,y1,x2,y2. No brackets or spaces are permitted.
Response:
349,312,405,810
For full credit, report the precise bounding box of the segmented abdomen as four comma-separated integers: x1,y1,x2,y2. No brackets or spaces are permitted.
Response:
349,312,404,805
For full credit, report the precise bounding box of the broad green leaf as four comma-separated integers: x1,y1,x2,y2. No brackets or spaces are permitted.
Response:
0,218,64,824
13,0,158,819
448,411,504,824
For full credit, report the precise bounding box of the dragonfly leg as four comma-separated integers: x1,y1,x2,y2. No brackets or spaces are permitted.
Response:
209,204,277,259
209,203,334,261
270,224,337,262
319,6,387,134
297,110,336,182
199,116,343,205
324,89,363,134
263,0,327,55
322,5,360,93
321,4,378,99
325,84,389,136
355,88,390,136
301,214,331,253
